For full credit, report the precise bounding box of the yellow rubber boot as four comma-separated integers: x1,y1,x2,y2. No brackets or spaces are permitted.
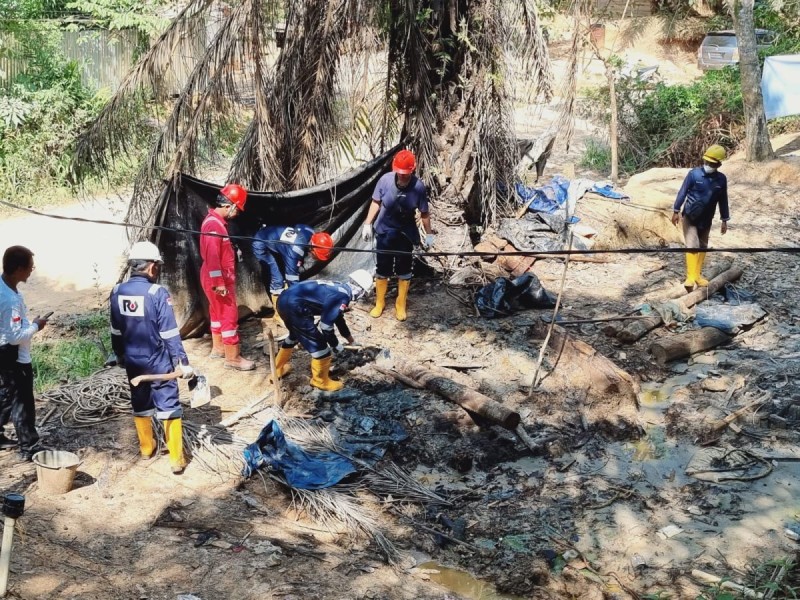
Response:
310,356,343,392
133,416,156,458
163,418,186,474
683,252,697,288
274,346,294,378
209,333,224,358
370,278,387,318
271,294,284,327
695,252,709,286
395,279,410,321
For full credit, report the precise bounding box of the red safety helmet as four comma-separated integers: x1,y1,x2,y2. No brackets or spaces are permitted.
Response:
392,149,416,175
219,183,248,211
310,232,334,261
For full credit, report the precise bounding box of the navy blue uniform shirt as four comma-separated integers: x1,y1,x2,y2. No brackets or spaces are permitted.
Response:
673,167,730,230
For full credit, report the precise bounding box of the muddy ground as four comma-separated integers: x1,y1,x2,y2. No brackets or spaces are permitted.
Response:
1,24,800,600
1,142,799,600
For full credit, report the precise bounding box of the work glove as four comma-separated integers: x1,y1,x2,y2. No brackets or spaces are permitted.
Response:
332,343,345,355
361,223,374,243
179,363,195,379
424,233,436,249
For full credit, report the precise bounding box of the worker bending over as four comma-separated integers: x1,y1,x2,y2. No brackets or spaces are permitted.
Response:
252,225,335,326
274,270,374,392
110,242,194,474
200,183,255,370
362,149,434,321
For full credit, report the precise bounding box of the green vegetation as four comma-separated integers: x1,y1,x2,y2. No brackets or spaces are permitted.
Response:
0,0,168,205
32,311,109,392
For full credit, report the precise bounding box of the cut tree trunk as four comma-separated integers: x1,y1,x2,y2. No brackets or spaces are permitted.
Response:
531,323,642,439
617,265,743,343
650,327,732,366
379,357,520,430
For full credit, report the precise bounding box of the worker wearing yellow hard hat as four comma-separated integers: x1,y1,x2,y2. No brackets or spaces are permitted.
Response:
671,144,730,288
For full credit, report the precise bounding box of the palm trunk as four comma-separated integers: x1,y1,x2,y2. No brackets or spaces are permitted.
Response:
732,0,774,162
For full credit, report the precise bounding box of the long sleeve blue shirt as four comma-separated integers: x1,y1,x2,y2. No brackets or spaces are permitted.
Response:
673,167,730,230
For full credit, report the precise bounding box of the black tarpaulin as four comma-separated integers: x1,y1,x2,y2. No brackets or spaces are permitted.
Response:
152,147,397,335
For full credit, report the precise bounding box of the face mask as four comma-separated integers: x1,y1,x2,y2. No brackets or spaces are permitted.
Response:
703,164,717,174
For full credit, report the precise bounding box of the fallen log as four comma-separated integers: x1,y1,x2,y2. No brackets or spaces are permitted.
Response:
530,323,642,440
617,265,743,344
378,356,520,430
649,327,731,366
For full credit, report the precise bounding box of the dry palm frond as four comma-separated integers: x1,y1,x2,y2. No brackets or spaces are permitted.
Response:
505,0,554,104
71,0,213,182
288,484,401,564
470,2,519,225
555,0,591,152
388,0,438,178
126,0,257,231
361,461,450,506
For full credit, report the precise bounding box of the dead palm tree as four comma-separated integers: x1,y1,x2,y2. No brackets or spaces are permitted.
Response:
72,0,553,231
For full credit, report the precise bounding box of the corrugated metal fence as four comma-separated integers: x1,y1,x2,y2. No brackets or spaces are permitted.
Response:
0,27,205,93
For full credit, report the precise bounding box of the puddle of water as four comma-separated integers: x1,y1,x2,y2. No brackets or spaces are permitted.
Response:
417,562,525,600
628,426,668,461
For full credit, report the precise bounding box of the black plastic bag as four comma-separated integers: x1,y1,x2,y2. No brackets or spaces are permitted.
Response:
475,273,556,318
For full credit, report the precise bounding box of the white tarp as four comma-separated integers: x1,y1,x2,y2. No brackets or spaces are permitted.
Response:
761,55,800,120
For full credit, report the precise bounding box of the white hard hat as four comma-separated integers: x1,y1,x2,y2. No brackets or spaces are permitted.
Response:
128,241,163,263
349,269,374,294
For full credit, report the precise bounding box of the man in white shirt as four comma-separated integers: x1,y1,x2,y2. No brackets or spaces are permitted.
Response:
0,246,48,460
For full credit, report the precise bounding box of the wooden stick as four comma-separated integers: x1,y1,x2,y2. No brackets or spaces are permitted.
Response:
266,330,282,408
218,392,272,428
374,366,426,390
544,315,652,326
38,405,58,427
130,371,181,386
709,398,767,433
515,197,535,218
691,569,763,599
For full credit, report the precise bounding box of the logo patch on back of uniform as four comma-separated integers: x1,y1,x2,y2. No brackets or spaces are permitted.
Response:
119,295,145,317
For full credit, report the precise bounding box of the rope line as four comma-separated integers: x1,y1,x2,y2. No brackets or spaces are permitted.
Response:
1,199,798,258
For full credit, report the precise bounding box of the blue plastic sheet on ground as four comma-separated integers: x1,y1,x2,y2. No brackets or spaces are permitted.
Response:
514,176,628,216
515,176,569,214
721,283,757,306
695,303,766,335
591,183,629,200
242,420,357,489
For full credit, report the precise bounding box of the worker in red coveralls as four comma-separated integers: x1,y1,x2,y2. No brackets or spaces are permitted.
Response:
199,183,255,371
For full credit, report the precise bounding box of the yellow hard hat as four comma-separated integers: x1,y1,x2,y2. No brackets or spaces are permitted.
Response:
702,144,726,164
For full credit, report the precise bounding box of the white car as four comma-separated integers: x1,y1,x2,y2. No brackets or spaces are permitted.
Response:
697,29,776,71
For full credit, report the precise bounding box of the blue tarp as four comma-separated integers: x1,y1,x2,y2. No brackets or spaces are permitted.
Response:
514,176,629,215
242,420,357,489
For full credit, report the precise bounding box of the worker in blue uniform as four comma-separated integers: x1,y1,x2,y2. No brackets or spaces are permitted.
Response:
110,241,194,474
273,269,374,392
252,225,335,327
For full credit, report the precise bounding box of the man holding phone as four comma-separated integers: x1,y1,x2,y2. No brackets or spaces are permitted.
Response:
0,246,48,461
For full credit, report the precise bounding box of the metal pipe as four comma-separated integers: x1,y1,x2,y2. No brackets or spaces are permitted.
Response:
0,494,25,598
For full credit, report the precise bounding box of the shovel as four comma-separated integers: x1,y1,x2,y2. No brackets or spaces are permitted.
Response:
130,371,211,408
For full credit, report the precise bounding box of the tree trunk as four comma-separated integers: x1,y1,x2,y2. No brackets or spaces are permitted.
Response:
732,0,774,162
378,358,521,430
649,327,732,366
607,63,619,183
531,323,643,440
